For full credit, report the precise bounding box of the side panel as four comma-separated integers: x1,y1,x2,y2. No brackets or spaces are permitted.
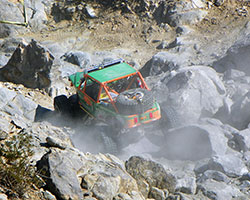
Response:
77,90,96,116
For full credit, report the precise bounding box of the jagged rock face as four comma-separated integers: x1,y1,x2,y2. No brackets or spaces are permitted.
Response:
0,0,50,38
125,156,177,198
0,87,37,132
152,65,225,124
37,149,143,200
0,40,54,89
0,0,26,38
158,124,228,161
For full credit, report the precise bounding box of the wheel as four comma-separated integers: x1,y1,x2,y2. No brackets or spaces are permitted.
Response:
160,106,180,129
116,88,154,115
68,94,81,118
53,95,71,115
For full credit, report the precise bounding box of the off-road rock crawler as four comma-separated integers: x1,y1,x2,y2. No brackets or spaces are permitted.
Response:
54,59,162,153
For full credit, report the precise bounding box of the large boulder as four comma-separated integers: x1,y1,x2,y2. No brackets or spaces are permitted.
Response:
0,0,26,38
0,87,37,130
157,123,228,161
37,149,84,200
125,156,177,198
37,149,143,200
0,39,54,89
0,0,49,37
222,69,250,103
153,65,225,124
231,128,250,152
213,21,250,74
25,0,48,31
197,179,244,200
195,153,248,178
141,51,192,77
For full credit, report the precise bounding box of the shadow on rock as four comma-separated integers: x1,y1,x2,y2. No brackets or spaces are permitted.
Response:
34,105,73,127
155,126,213,161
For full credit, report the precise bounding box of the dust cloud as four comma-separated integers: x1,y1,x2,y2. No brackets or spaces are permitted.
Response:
35,104,213,161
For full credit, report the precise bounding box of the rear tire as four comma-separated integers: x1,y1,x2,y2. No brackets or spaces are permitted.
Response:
54,95,71,115
68,94,81,118
160,106,180,129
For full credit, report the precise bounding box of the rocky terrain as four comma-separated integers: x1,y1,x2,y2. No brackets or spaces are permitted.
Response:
1,0,250,199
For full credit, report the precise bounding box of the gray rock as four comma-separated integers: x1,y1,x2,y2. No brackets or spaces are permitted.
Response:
156,41,169,50
214,96,233,124
0,87,16,109
231,128,250,152
169,9,208,27
125,156,177,198
195,154,248,178
224,69,246,80
62,51,91,69
152,0,206,26
25,122,72,163
41,41,67,59
149,187,166,200
80,153,143,200
37,149,84,200
26,0,48,31
176,25,192,35
213,21,250,74
223,78,250,103
140,51,191,77
46,136,67,150
0,37,24,54
198,170,230,184
156,66,225,124
0,54,9,67
3,94,37,122
0,0,26,37
159,124,228,161
198,179,244,200
58,61,79,78
0,40,54,89
230,91,250,129
243,151,250,170
12,94,37,121
43,190,56,200
176,175,196,195
37,149,143,200
85,5,96,18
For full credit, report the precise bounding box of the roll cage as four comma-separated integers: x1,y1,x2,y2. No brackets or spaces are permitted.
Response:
78,70,149,113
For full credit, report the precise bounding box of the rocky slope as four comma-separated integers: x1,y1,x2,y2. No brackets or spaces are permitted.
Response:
1,0,250,199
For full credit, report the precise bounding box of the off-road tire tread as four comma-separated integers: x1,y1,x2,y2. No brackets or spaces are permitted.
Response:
116,88,154,115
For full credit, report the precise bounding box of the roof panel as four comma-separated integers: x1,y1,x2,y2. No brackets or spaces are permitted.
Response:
88,62,137,83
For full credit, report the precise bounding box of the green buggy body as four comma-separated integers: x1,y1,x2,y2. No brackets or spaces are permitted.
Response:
68,60,161,129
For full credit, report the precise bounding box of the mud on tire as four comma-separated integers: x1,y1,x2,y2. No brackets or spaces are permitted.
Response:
116,88,154,115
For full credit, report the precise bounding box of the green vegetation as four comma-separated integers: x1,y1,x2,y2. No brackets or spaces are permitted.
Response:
0,132,39,198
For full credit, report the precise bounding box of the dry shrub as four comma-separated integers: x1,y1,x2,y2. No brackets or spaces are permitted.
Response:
0,132,39,198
